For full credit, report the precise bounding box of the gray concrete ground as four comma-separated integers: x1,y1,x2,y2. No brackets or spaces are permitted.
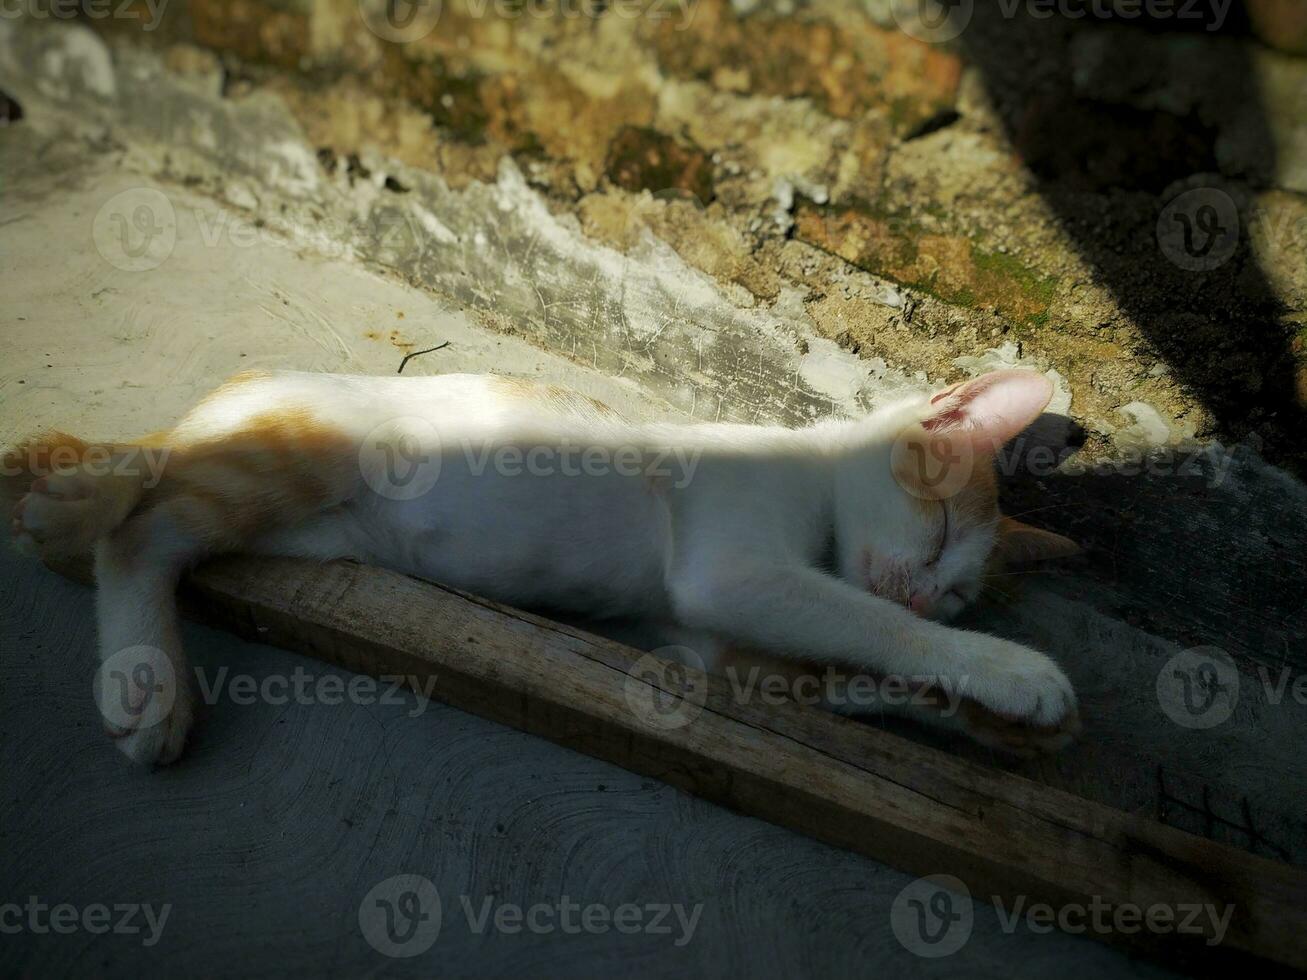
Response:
0,549,1176,979
1,16,1305,979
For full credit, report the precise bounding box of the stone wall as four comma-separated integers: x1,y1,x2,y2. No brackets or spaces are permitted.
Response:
4,0,1307,470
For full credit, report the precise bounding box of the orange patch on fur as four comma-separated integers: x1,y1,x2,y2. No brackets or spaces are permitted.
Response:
489,375,623,420
188,370,273,416
141,405,356,545
903,451,1000,531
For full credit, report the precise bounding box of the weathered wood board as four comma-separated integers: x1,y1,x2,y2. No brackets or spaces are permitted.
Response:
49,554,1307,975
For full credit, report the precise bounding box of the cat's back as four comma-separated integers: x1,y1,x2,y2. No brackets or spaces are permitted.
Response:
175,370,630,442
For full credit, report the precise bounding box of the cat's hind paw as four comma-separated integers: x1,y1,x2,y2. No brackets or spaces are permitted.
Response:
11,472,130,558
96,646,196,767
106,700,194,767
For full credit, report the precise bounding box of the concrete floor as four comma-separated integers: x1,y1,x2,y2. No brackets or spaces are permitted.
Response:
0,547,1180,979
2,18,1305,978
0,162,1185,980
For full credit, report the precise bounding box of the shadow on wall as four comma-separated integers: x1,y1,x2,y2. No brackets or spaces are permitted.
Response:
951,2,1306,474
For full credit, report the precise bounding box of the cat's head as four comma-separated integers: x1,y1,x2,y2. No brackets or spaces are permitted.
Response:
834,370,1078,621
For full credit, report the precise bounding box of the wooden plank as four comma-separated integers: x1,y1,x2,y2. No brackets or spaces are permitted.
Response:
50,555,1307,974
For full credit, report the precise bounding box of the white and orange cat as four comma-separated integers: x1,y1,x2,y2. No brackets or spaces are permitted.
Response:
6,368,1081,766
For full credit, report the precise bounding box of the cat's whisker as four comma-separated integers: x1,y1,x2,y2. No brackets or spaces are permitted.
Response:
981,503,1074,527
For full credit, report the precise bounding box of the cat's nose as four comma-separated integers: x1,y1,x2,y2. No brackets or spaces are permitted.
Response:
908,593,931,616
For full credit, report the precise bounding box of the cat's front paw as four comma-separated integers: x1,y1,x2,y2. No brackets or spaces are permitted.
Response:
955,697,1082,756
95,646,195,767
958,638,1079,736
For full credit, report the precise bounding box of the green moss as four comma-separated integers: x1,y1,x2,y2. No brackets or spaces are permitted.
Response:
972,247,1056,305
969,246,1057,325
1293,324,1307,354
1026,309,1052,332
797,199,1058,327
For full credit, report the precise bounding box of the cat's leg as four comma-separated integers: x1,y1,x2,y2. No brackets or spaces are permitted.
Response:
91,501,363,766
93,499,207,765
11,404,363,765
667,559,1078,736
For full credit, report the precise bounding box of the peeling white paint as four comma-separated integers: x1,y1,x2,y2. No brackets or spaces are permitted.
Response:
798,337,872,404
411,203,459,245
38,26,115,99
1114,401,1174,448
264,140,320,198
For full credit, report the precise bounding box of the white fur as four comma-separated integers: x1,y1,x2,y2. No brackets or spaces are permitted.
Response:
16,369,1077,764
224,372,1075,727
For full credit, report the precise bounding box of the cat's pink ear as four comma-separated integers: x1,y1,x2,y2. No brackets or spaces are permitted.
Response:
995,517,1080,563
921,370,1054,452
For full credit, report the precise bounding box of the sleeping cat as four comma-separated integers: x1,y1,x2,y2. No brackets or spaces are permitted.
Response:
6,367,1080,766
